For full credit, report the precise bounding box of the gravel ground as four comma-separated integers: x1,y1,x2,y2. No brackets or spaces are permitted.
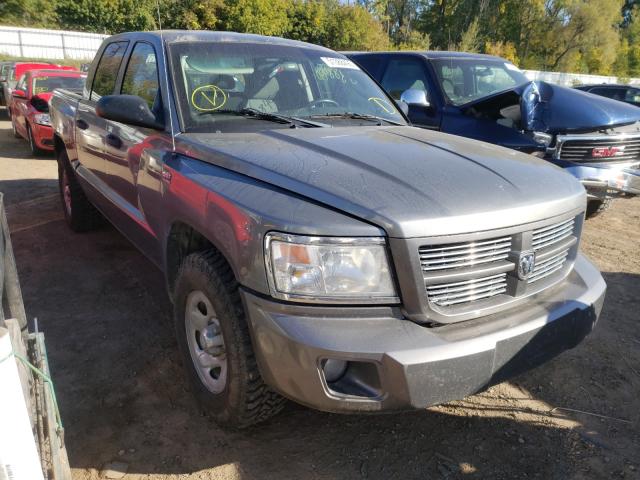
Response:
1,115,639,480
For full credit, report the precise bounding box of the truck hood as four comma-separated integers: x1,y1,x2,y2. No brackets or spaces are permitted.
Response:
177,126,585,238
520,81,640,133
466,81,640,133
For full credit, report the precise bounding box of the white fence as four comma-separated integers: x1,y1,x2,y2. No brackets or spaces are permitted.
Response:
523,69,640,87
0,26,108,60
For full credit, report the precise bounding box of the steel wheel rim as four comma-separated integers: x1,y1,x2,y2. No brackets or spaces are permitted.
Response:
62,169,72,216
185,290,227,394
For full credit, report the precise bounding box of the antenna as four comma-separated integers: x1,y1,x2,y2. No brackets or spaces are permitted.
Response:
156,0,176,152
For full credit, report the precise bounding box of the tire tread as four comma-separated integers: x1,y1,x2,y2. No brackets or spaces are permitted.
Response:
586,197,612,219
175,250,285,428
58,150,103,232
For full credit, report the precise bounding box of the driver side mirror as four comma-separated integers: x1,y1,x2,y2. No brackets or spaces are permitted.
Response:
96,94,164,130
400,89,430,108
12,89,26,99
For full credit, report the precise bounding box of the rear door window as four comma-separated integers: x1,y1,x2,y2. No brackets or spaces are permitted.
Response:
380,57,430,100
90,41,129,101
121,42,160,109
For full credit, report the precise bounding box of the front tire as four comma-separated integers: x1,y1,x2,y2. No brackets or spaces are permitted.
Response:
586,198,612,219
173,251,285,428
57,150,102,232
27,124,45,156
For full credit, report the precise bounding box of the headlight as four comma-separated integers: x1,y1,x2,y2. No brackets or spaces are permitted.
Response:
531,131,552,147
265,233,398,304
33,113,51,126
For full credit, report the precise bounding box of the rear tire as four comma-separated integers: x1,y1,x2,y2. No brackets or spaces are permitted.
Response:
586,198,612,219
173,250,285,428
57,150,103,232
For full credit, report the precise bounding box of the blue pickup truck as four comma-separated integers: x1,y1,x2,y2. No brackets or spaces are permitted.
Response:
347,51,640,218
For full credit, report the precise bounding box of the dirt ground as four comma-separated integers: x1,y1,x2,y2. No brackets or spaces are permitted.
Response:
1,115,639,480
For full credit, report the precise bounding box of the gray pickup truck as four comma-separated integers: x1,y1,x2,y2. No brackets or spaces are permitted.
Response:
50,31,606,428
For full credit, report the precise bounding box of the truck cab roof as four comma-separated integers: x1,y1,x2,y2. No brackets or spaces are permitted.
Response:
345,50,507,62
109,30,332,52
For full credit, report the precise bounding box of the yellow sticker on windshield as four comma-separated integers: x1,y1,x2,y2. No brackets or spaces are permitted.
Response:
368,97,396,114
191,84,227,112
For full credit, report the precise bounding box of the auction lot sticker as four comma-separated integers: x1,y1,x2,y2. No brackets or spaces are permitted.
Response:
321,57,360,70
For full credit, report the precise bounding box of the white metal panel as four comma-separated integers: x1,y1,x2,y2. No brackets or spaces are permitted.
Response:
523,69,640,87
0,25,108,60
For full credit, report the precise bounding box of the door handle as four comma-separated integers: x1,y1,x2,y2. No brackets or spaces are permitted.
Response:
145,151,164,173
142,150,171,182
105,133,122,149
76,119,89,130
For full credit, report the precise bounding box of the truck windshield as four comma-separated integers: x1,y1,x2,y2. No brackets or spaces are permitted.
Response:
33,75,85,94
431,58,529,106
170,42,405,132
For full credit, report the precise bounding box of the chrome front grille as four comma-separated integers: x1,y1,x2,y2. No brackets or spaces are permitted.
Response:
529,249,569,283
426,273,507,307
558,137,640,164
420,215,580,311
532,218,574,251
419,237,511,271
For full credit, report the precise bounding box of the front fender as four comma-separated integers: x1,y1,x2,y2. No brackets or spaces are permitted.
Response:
160,154,385,295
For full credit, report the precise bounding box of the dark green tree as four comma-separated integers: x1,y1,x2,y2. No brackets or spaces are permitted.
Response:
56,0,155,34
0,0,58,28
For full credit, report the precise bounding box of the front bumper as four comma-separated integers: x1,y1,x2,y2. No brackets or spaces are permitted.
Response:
30,122,54,151
563,163,640,198
242,253,606,413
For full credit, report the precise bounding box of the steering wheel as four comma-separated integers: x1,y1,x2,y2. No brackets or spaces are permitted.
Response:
309,99,339,110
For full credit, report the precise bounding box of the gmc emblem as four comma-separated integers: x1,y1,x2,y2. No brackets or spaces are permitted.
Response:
591,146,625,158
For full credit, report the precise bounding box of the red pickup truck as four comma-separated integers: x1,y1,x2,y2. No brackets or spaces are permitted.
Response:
2,62,76,111
10,69,85,155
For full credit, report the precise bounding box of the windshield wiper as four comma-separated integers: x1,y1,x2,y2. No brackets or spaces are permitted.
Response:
200,107,328,128
241,108,330,128
308,112,404,126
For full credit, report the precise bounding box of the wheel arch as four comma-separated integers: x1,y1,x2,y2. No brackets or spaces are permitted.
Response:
165,220,238,298
53,133,66,160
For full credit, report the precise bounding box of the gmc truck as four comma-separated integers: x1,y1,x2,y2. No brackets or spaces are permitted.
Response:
347,51,640,218
50,31,606,428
